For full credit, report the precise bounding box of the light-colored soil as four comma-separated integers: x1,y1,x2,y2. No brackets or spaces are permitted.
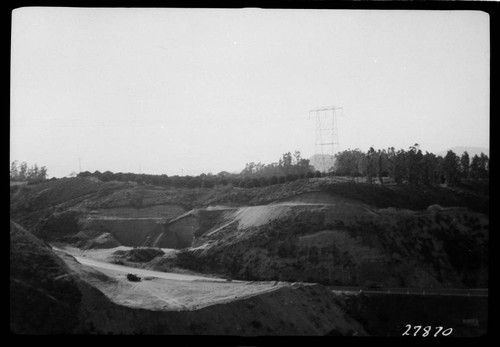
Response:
204,200,375,232
56,247,291,311
234,205,293,229
60,245,134,262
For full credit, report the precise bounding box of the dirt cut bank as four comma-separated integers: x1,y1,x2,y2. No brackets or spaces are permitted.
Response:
12,220,370,335
10,175,489,335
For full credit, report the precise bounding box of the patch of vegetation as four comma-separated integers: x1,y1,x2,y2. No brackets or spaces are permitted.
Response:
325,182,487,214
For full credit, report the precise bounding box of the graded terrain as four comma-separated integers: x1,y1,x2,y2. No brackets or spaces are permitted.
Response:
10,177,488,335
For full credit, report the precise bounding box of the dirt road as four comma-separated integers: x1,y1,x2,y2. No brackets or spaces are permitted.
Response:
74,255,231,282
54,246,289,311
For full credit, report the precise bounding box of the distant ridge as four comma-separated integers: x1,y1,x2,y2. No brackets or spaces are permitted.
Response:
435,146,489,158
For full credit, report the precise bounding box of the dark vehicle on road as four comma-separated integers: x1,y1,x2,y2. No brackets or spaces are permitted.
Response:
126,273,141,282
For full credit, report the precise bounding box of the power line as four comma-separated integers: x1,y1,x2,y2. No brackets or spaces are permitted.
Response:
309,106,343,173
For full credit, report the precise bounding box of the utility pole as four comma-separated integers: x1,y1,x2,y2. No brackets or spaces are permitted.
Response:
78,158,82,173
309,106,343,173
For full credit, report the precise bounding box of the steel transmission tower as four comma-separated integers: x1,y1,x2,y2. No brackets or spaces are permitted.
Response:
309,106,343,173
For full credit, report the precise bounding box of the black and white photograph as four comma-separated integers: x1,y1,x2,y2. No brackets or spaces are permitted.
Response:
10,4,490,337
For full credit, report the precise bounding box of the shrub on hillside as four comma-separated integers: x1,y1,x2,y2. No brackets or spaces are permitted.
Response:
269,176,279,185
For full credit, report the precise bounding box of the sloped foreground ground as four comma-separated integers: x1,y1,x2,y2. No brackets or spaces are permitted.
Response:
11,221,487,336
11,221,367,335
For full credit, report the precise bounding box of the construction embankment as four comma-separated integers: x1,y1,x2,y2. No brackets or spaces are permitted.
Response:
10,177,489,335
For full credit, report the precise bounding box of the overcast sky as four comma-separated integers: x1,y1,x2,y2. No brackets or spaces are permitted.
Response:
11,8,489,178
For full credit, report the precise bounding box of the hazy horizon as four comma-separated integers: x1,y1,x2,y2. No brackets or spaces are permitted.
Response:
11,8,490,178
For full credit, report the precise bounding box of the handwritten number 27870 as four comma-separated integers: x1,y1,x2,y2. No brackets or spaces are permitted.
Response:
402,325,453,337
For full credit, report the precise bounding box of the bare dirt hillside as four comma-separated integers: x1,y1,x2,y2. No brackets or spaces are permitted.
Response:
10,176,489,335
10,177,488,289
11,221,368,335
10,221,84,333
